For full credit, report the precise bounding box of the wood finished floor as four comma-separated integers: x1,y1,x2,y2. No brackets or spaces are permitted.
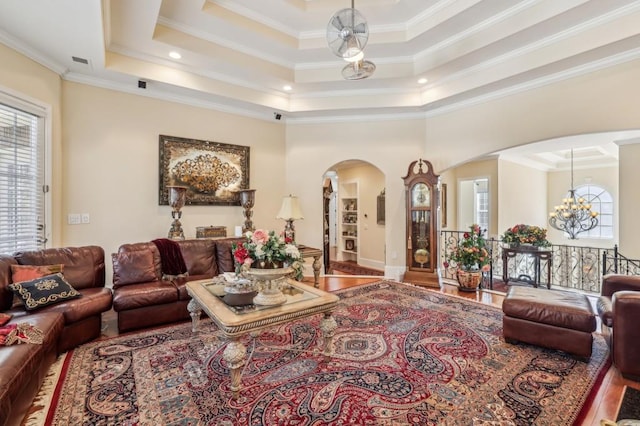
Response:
102,276,638,425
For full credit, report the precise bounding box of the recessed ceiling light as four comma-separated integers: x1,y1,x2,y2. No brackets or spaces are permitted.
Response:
418,78,428,84
283,85,292,91
169,51,182,59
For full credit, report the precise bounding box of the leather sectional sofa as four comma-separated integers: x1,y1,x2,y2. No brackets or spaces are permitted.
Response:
597,273,640,380
111,237,242,333
0,245,113,426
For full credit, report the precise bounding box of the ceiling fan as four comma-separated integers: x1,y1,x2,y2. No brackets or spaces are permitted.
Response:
326,0,376,80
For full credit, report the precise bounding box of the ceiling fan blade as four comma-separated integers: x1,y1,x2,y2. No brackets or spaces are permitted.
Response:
353,23,367,34
331,15,345,32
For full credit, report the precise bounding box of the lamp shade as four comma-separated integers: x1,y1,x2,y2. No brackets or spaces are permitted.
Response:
276,195,304,220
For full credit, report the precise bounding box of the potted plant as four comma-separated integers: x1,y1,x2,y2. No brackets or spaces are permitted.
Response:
443,224,490,291
232,229,304,280
500,224,550,249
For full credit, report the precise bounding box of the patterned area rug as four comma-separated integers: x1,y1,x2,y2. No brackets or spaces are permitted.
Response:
30,281,608,425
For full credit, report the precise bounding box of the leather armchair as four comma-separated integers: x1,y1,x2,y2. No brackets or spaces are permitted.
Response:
596,274,640,380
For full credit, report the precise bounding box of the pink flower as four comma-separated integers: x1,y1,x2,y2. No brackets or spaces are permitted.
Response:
251,229,269,244
481,264,490,272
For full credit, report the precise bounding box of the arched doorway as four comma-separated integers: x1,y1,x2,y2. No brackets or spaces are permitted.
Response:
322,160,386,275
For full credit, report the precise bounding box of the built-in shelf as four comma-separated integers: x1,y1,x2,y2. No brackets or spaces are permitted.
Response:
340,190,358,260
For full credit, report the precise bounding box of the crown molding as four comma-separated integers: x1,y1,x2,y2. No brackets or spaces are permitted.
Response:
63,72,276,123
107,44,288,98
156,17,295,68
0,29,67,76
424,46,640,118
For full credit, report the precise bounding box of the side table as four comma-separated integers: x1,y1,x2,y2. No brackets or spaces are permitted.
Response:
502,246,552,289
299,245,323,288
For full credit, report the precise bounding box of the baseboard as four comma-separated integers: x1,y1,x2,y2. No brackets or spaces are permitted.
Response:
357,257,385,271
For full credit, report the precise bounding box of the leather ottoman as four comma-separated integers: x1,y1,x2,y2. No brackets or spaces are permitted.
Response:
502,286,596,359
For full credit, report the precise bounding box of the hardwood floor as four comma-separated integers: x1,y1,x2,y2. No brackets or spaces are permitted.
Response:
102,276,638,425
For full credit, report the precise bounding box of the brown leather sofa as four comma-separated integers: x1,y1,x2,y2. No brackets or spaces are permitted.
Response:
0,245,113,426
111,237,242,333
596,274,640,381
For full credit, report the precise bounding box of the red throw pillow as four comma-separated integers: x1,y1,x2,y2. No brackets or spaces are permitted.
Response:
10,264,65,283
0,313,12,327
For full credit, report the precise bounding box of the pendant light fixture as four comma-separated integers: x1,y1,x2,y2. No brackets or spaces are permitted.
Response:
548,149,599,239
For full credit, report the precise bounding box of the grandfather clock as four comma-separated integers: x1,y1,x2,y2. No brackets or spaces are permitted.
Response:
402,159,440,287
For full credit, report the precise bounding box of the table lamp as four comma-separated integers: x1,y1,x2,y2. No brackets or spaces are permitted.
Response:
276,195,304,242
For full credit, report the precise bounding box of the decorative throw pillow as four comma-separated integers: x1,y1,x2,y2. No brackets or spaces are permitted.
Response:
9,273,81,311
11,264,65,283
0,312,12,326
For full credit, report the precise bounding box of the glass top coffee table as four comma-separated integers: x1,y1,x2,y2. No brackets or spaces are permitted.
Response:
186,278,339,397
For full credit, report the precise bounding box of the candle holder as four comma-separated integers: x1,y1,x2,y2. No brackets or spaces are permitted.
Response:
238,189,256,233
167,185,188,240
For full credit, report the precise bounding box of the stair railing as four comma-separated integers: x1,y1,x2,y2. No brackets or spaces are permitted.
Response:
440,230,640,294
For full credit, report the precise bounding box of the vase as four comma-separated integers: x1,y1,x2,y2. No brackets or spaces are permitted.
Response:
456,269,482,292
167,185,187,240
243,266,292,306
238,189,256,233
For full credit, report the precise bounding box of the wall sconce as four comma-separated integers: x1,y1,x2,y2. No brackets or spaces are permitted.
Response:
276,195,304,242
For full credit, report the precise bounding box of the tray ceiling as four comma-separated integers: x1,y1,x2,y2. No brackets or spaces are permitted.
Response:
1,0,640,122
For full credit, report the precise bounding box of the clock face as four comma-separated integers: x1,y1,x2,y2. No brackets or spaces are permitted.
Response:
411,183,430,208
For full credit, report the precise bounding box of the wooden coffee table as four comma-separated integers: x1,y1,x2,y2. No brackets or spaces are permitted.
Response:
186,278,339,397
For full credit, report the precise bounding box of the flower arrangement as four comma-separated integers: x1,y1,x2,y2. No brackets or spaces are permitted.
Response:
232,229,303,280
443,224,490,271
501,224,550,247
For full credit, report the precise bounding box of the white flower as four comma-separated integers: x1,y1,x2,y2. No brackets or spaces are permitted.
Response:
284,244,300,259
254,244,265,258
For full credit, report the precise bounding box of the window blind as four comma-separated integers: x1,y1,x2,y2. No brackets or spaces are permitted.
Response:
0,102,46,254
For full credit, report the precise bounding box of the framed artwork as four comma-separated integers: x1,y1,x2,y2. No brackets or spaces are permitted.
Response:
159,135,250,205
345,239,355,251
441,183,448,228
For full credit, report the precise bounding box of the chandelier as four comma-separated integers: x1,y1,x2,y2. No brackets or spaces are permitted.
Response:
548,149,599,239
326,0,376,80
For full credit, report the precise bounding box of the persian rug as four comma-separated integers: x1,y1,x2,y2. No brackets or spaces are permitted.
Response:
617,386,640,421
28,281,609,425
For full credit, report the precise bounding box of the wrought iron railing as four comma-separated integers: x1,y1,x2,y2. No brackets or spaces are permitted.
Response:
602,245,640,276
440,230,640,294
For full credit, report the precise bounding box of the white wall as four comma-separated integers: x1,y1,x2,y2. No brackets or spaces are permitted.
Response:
445,159,498,236
61,82,287,280
619,142,640,257
498,159,548,238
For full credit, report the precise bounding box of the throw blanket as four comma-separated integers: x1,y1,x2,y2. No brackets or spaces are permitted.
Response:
0,323,44,346
152,238,188,278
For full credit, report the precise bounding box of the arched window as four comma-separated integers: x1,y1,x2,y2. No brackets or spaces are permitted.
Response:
573,184,613,239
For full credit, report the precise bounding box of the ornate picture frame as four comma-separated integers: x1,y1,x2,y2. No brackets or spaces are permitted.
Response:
159,135,250,206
